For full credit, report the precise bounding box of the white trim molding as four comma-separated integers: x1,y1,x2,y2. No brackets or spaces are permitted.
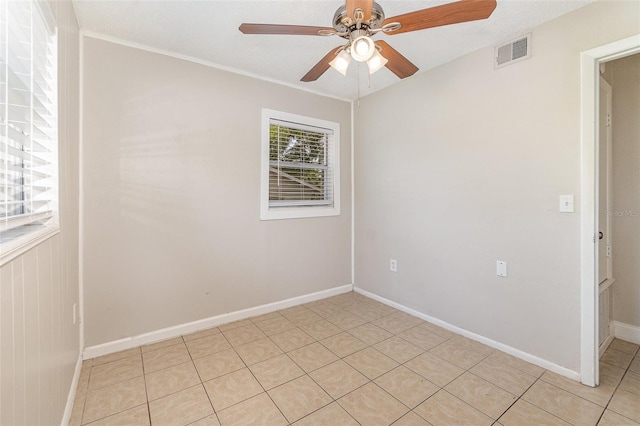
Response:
354,286,581,382
613,321,640,345
60,354,83,426
83,284,353,359
580,33,640,387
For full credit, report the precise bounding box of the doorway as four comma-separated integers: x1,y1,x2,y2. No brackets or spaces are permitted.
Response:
580,34,640,387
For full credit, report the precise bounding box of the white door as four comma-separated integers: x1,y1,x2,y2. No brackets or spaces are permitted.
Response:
598,77,612,285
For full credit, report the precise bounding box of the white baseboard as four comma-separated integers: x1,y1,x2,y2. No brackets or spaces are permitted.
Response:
613,321,640,345
83,284,353,359
60,354,83,426
354,286,581,382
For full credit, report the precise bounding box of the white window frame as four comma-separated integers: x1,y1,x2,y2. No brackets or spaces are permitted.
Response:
1,0,59,266
260,108,340,220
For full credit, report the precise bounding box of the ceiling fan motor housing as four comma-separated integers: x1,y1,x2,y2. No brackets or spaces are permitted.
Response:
332,2,385,38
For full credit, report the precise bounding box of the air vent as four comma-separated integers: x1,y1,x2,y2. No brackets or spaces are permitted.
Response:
495,34,531,69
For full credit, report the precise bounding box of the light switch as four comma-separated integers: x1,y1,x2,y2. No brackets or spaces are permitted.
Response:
559,195,574,213
497,261,507,277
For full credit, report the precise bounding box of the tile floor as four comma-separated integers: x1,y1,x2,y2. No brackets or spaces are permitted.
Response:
69,292,640,426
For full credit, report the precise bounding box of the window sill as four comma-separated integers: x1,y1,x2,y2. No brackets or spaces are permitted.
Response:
0,225,60,267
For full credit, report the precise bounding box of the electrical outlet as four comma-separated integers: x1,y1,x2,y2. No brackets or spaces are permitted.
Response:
390,259,398,272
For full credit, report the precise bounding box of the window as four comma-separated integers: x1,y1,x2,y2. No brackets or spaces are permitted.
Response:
261,109,340,220
1,0,58,259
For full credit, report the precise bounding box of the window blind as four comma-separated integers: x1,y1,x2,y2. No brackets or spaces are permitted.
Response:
268,118,334,208
0,0,57,233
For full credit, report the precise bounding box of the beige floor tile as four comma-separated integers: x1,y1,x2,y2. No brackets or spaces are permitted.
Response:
375,366,439,408
269,327,315,352
414,390,493,426
149,384,213,426
499,399,571,426
298,319,342,340
393,411,433,426
86,404,150,426
203,368,264,411
305,301,343,318
601,348,635,370
428,337,492,369
145,361,201,401
485,351,545,378
598,409,640,426
83,377,147,424
348,323,394,345
608,389,640,423
347,306,387,322
338,382,409,426
293,402,359,426
254,316,296,335
141,337,184,353
418,322,456,341
142,343,191,373
190,414,221,426
522,380,604,425
88,354,143,389
287,342,339,372
69,392,85,426
320,332,367,357
344,347,399,380
269,375,332,423
182,327,221,342
222,324,267,347
374,336,425,363
445,372,517,419
598,410,640,426
249,354,305,390
540,362,624,407
328,312,368,330
185,333,231,359
399,325,449,350
309,360,369,399
373,312,424,334
234,337,283,365
470,356,537,397
280,306,323,325
217,393,287,426
620,371,640,396
193,348,245,381
609,339,639,356
405,352,465,387
218,318,253,331
91,348,142,366
630,357,640,374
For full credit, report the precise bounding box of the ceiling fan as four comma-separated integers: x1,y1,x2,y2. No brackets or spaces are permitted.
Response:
239,0,497,82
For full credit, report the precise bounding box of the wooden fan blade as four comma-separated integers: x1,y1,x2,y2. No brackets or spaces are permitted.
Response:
301,46,343,82
383,0,497,35
239,23,334,36
346,0,374,22
376,41,419,79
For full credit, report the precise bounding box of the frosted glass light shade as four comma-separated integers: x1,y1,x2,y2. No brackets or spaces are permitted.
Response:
367,49,388,74
350,36,375,62
329,49,351,75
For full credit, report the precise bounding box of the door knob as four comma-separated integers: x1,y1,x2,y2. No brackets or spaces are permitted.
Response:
599,231,604,240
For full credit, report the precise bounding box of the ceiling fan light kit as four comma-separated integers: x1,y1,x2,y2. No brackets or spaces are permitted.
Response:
240,0,497,82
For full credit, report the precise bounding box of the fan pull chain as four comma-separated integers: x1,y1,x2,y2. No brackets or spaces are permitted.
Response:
357,63,361,107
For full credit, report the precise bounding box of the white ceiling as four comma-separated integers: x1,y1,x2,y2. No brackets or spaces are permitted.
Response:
72,0,595,101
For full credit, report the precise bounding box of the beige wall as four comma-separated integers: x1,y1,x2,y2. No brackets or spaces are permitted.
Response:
610,53,640,328
0,1,80,424
81,38,352,347
354,0,640,372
